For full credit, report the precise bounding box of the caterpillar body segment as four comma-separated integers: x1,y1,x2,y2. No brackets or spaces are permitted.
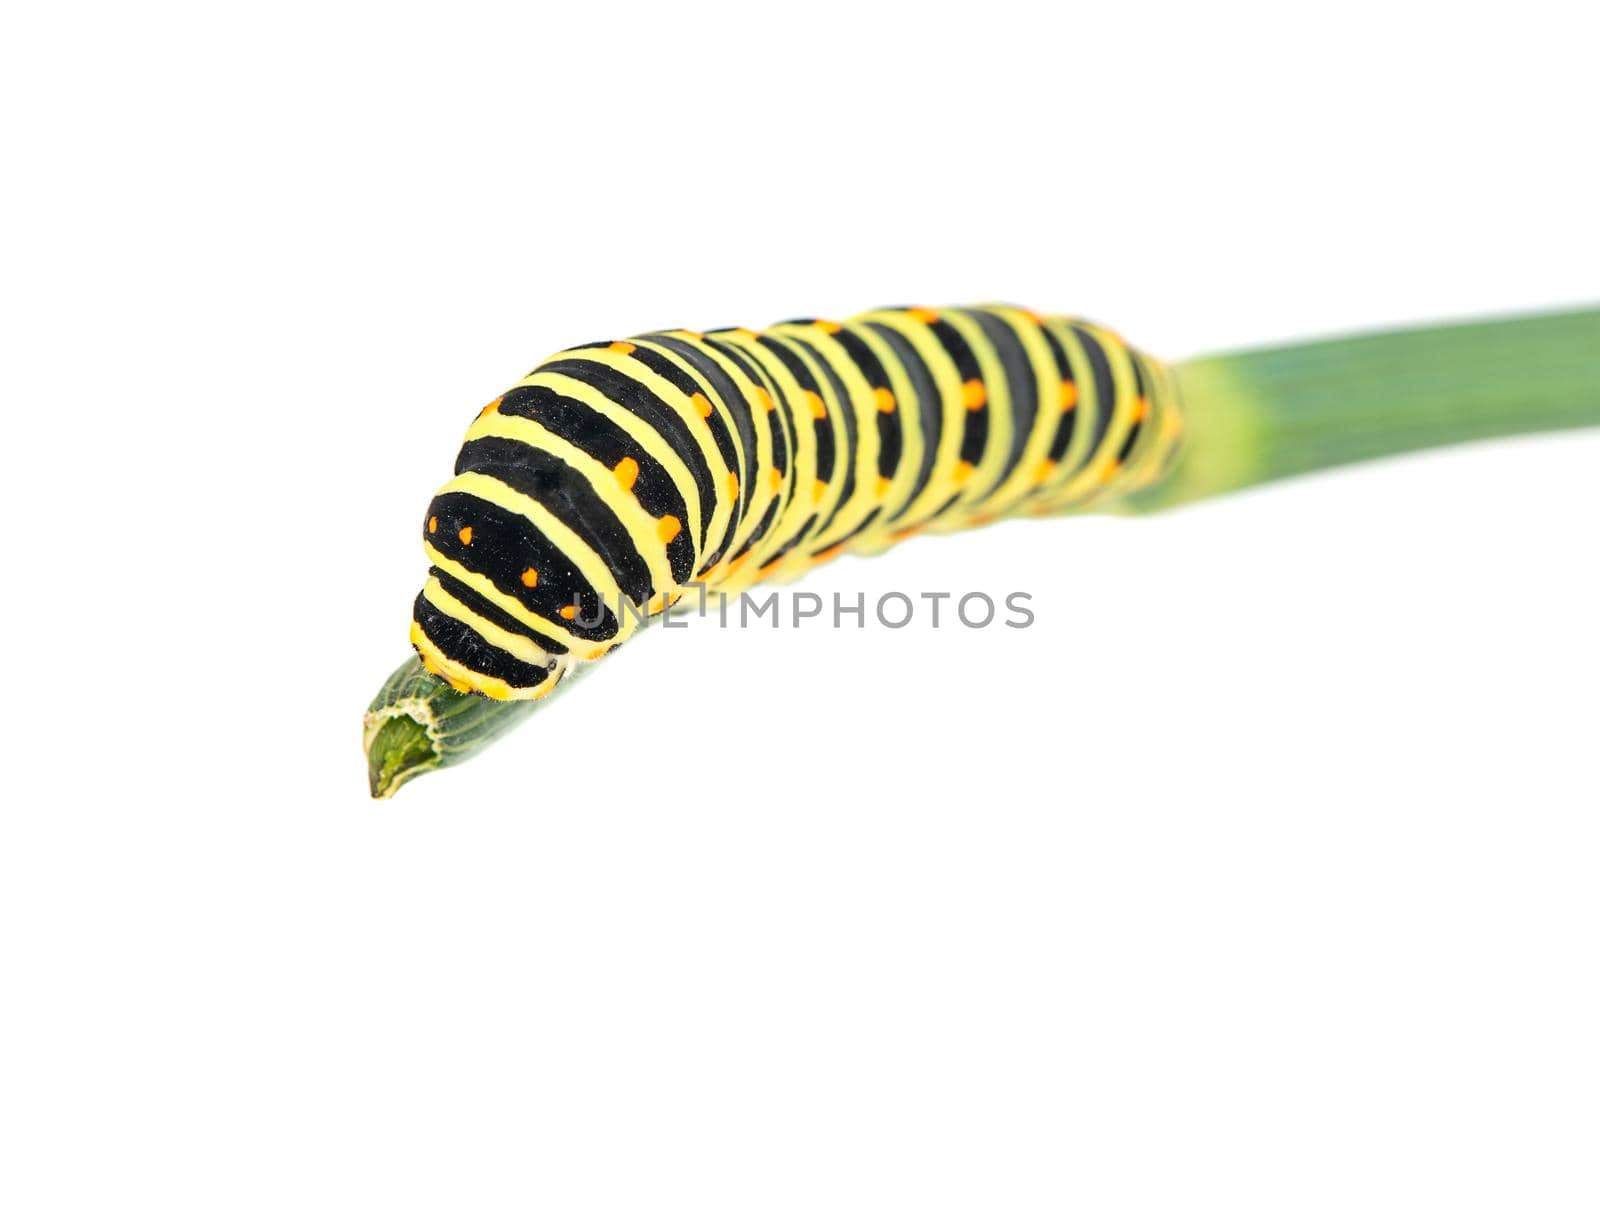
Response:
410,304,1183,701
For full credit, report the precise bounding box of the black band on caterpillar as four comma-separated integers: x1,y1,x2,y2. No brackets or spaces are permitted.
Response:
411,304,1183,700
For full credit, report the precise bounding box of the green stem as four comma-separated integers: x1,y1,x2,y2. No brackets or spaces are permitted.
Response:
367,307,1600,796
1122,307,1600,511
363,654,601,799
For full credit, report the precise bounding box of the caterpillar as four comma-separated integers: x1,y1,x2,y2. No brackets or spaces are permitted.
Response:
410,306,1183,702
368,303,1600,796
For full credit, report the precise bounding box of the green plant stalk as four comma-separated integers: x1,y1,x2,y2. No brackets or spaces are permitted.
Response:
364,652,602,798
1119,306,1600,511
365,307,1600,798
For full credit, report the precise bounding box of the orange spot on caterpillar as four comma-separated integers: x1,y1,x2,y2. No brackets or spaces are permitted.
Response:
952,461,974,485
427,516,438,534
657,514,682,543
1128,396,1150,423
804,391,826,419
961,380,987,410
874,387,896,413
814,319,842,333
457,526,473,545
1033,459,1057,485
754,387,774,412
812,479,827,504
907,306,940,324
521,567,539,588
876,475,892,499
608,340,636,354
1098,460,1122,483
1060,381,1078,410
614,457,640,491
477,396,503,418
727,471,739,496
691,392,712,419
768,467,783,493
559,604,578,620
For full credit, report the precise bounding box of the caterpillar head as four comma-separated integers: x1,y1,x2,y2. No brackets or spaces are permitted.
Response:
409,476,622,701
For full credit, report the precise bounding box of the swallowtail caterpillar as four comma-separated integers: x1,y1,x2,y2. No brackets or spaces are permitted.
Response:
365,304,1600,797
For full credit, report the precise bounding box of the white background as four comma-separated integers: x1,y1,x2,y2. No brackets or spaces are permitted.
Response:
3,2,1597,1207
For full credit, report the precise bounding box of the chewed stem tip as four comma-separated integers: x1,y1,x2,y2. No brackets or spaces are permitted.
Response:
362,654,599,799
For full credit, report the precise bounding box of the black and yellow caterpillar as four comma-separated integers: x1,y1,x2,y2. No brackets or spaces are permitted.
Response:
368,304,1599,795
411,305,1183,701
